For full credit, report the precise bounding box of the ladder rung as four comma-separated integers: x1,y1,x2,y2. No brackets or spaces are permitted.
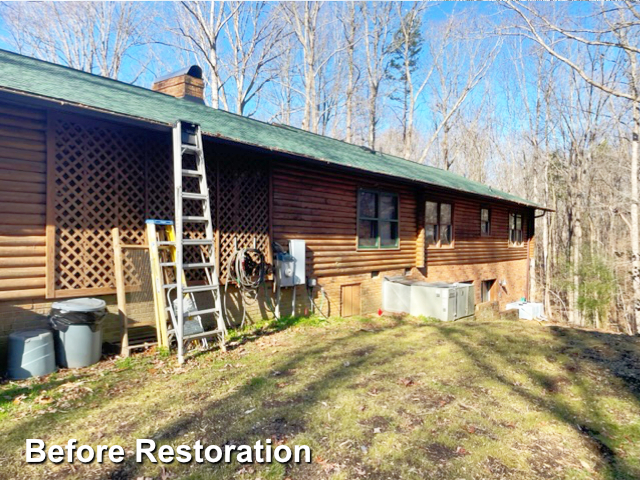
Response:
181,192,208,200
167,306,220,317
183,216,208,223
182,144,200,154
181,169,202,177
161,284,218,293
184,284,219,294
183,329,224,342
183,238,214,245
157,241,175,246
159,262,215,269
188,307,220,317
184,262,215,269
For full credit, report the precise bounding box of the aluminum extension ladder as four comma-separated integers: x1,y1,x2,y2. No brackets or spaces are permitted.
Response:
147,121,226,363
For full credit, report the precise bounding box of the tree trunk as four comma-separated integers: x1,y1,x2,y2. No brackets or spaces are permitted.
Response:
368,83,378,149
631,101,640,334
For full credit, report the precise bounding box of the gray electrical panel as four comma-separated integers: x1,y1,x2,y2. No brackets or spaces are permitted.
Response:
275,240,306,287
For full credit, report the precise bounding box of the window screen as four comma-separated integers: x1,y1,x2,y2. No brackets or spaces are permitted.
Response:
358,190,399,249
509,213,523,245
481,208,490,236
425,201,453,247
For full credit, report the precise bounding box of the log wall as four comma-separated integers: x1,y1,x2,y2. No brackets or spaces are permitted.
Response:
420,189,531,267
0,96,537,364
271,160,419,278
0,101,47,301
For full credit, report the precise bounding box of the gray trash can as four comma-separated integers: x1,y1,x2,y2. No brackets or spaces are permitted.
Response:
49,298,106,368
7,329,57,379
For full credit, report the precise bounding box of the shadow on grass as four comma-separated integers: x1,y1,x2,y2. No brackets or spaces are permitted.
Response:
439,322,640,480
103,323,409,479
0,373,91,410
1,317,409,479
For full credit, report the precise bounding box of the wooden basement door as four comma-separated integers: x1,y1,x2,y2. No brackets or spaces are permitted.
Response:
341,284,361,317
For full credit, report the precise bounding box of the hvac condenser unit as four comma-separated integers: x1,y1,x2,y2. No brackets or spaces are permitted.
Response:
454,283,475,318
409,282,475,321
382,276,413,314
410,282,457,321
505,301,544,320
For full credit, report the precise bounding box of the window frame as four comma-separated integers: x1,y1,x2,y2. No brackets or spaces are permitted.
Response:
509,212,524,247
425,200,454,248
480,207,491,236
481,279,496,303
357,188,400,250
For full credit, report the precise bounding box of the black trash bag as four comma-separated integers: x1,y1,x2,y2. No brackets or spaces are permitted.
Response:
49,308,106,333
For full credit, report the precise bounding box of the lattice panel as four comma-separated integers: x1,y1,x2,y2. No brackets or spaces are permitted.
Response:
53,116,169,293
52,117,269,294
146,133,173,221
217,156,270,281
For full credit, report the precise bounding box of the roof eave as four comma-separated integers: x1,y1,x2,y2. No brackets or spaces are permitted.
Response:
0,86,552,212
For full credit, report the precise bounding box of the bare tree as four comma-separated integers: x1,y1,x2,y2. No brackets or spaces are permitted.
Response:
360,1,395,149
1,1,150,81
501,0,640,333
278,1,322,132
171,1,240,109
418,14,502,165
339,1,361,143
223,2,285,116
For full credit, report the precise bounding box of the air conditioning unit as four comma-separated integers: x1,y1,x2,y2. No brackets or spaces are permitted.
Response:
410,282,457,321
382,276,412,313
505,301,544,320
382,278,475,321
409,282,475,321
454,282,475,318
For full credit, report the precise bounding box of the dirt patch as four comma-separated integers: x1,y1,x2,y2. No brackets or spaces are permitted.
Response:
483,456,515,478
521,439,570,479
359,415,390,432
540,375,571,394
408,387,455,409
253,416,305,442
421,442,460,463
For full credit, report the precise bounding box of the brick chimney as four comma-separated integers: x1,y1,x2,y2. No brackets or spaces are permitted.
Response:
152,65,205,103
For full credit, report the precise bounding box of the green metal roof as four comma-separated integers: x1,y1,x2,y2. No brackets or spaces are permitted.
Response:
0,49,545,209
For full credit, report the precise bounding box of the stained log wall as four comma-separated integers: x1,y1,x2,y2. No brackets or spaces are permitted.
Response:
0,101,47,301
0,96,537,361
271,160,419,278
420,189,532,268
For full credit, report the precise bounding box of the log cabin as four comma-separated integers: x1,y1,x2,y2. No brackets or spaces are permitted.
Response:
0,50,550,357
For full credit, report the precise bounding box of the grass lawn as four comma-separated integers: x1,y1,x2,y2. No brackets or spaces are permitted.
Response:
2,315,640,480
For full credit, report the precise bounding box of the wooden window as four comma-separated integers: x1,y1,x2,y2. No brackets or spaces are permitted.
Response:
425,201,453,247
509,213,524,246
357,189,399,249
481,208,490,236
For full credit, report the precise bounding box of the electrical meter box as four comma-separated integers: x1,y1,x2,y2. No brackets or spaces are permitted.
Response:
275,240,306,287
